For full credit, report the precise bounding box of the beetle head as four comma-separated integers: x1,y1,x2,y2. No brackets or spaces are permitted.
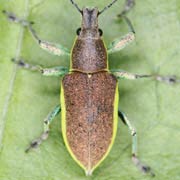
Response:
70,0,118,38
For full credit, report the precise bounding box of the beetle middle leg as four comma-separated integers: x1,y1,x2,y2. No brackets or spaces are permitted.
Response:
12,58,68,77
2,10,70,56
25,105,61,153
118,110,155,176
112,70,180,84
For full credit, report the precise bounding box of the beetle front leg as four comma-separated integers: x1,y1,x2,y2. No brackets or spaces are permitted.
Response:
108,13,135,53
108,0,136,54
3,10,70,56
118,110,155,176
107,32,135,54
117,0,135,17
25,105,61,153
112,70,180,84
117,0,135,33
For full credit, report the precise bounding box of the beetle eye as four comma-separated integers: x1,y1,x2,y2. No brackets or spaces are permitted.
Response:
76,28,81,35
98,29,103,36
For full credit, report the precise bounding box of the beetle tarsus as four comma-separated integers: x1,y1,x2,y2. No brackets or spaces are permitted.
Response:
11,58,26,67
2,10,17,22
155,75,180,84
3,10,31,27
12,58,42,72
117,0,135,17
25,140,40,153
132,154,155,177
25,131,49,153
116,0,135,34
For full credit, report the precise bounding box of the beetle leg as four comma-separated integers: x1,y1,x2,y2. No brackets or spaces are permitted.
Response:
2,10,70,56
118,110,137,157
11,58,41,71
112,69,180,84
108,0,135,54
12,58,68,76
118,110,155,176
117,0,135,17
112,70,153,80
41,66,69,76
117,0,135,33
25,105,61,153
107,32,135,54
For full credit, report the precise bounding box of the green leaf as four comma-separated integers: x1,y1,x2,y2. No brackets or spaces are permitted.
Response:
0,0,180,179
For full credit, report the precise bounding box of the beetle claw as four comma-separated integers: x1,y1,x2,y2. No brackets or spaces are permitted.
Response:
132,155,155,177
155,75,180,84
25,139,41,153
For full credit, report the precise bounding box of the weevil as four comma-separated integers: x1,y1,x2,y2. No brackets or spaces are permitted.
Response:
3,0,179,176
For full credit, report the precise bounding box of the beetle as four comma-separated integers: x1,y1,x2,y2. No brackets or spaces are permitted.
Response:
3,0,178,176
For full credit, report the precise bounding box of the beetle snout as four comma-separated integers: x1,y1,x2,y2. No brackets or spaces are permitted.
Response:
81,7,99,29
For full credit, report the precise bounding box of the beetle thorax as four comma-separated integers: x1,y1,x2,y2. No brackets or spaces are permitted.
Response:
71,8,108,73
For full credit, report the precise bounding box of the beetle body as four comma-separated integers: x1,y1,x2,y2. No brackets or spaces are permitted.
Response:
61,8,119,175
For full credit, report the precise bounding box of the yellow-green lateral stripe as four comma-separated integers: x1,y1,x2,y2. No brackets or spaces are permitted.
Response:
90,83,119,173
103,38,109,71
60,81,87,171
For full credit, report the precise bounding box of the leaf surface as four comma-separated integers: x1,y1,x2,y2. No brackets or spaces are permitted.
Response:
0,0,180,179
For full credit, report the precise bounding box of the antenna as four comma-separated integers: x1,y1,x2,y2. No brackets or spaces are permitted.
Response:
70,0,82,14
98,0,118,15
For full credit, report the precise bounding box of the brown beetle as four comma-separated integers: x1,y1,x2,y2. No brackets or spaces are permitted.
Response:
5,0,176,176
60,5,118,175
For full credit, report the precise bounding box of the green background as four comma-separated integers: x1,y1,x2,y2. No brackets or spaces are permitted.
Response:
0,0,180,179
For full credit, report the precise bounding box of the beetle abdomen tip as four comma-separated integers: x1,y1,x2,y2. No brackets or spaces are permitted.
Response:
85,169,93,176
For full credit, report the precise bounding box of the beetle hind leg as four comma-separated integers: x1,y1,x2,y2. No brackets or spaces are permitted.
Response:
25,131,49,153
25,105,61,153
132,154,154,176
118,110,155,176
